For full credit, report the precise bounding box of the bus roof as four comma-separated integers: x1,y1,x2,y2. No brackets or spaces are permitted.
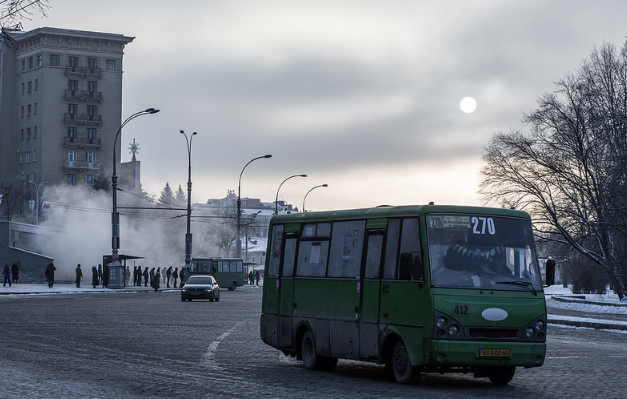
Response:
270,204,531,224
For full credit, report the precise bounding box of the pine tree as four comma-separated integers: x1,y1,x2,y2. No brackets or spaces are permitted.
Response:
158,182,176,206
175,184,186,206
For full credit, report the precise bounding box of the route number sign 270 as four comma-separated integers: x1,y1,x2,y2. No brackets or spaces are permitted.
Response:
471,217,495,235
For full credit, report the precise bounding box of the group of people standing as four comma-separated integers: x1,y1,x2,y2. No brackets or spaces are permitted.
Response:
3,263,19,287
132,265,180,291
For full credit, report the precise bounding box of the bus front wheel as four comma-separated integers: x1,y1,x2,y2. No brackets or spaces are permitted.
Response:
487,366,515,385
390,339,420,384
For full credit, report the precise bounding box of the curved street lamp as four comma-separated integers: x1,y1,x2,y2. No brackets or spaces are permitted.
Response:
237,154,272,258
275,174,307,214
28,180,48,225
180,130,197,272
303,184,328,213
110,107,159,289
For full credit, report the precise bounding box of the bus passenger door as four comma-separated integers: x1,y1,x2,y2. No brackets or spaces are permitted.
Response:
359,230,384,360
278,236,298,348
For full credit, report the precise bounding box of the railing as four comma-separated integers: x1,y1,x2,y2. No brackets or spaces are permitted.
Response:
64,113,103,126
64,137,102,148
65,66,102,79
64,160,101,170
64,90,104,102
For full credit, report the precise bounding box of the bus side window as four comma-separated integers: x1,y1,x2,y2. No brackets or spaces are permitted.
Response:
399,218,422,281
400,252,423,281
383,219,401,279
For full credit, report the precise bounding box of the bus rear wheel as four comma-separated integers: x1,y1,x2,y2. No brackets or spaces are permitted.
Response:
390,339,420,384
300,330,337,371
487,366,515,385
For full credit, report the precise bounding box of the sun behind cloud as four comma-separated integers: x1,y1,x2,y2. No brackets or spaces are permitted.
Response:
460,97,477,113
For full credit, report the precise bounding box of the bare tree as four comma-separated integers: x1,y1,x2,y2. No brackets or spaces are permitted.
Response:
481,41,627,300
0,0,50,28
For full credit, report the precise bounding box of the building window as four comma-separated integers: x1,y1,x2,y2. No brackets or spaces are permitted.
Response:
106,59,116,70
20,129,24,141
66,174,76,185
68,151,76,162
21,82,25,95
35,79,39,91
34,126,38,139
50,54,60,66
33,150,37,163
67,127,77,139
27,104,31,117
68,80,78,91
34,103,38,115
25,152,31,164
28,57,34,69
87,152,96,163
68,103,78,115
86,175,95,186
21,59,26,71
68,56,79,68
87,105,98,117
26,128,31,140
27,81,32,93
36,54,42,67
87,128,97,140
88,57,97,69
87,81,97,92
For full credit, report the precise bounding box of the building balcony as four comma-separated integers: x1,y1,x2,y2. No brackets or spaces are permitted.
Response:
64,160,101,171
64,90,104,102
64,137,102,149
64,66,102,79
64,113,103,126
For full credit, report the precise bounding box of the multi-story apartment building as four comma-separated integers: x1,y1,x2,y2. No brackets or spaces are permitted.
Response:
0,27,134,187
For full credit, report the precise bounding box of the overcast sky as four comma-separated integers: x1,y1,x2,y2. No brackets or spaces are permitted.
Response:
21,1,627,211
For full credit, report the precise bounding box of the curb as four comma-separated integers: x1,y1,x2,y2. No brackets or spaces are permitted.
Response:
548,316,627,331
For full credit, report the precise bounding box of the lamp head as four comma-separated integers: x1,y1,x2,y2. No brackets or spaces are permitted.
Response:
192,131,197,136
322,184,328,187
264,154,272,158
180,130,184,134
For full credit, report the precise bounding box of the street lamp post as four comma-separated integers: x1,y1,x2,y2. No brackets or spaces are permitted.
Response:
28,180,48,225
237,154,272,258
303,184,328,213
109,107,159,289
180,130,197,273
275,174,307,214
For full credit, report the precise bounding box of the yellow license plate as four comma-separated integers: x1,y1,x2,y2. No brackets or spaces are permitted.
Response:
479,349,511,358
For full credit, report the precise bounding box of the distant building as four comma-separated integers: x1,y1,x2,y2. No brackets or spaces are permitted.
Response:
0,27,134,187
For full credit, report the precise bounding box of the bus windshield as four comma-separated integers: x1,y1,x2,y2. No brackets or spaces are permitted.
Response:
427,214,542,292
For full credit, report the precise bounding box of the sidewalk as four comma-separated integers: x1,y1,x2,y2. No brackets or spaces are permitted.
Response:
546,287,627,331
0,283,178,295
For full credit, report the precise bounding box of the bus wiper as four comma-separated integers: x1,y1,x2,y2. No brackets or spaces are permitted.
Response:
495,280,537,296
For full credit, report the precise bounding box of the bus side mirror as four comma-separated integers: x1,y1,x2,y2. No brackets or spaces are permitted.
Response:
400,252,424,282
545,259,555,286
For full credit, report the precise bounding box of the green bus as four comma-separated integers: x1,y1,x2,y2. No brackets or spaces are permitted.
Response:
260,205,553,385
189,257,246,291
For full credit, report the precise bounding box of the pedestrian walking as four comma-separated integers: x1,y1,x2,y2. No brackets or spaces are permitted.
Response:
3,264,11,287
149,267,155,288
11,262,19,284
45,260,56,288
166,266,172,288
255,270,260,286
91,265,98,288
133,266,138,286
143,266,149,287
97,264,103,286
172,267,179,288
75,264,83,288
248,271,254,285
154,268,161,292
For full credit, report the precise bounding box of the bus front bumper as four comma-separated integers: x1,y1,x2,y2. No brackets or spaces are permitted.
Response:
424,339,546,368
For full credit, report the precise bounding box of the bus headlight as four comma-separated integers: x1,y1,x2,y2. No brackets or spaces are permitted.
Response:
436,317,448,328
448,325,460,336
525,327,535,338
535,320,544,331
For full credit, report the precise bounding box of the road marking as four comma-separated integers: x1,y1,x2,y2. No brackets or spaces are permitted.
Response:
203,321,245,371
